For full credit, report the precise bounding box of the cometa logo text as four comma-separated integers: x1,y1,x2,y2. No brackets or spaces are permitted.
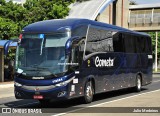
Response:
95,56,114,67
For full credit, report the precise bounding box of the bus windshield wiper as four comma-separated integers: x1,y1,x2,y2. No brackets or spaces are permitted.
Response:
30,66,58,77
40,38,45,55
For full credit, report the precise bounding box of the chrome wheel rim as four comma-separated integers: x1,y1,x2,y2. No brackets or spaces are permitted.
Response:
137,78,141,90
86,83,93,99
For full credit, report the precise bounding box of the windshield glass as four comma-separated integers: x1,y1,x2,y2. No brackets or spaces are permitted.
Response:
16,33,69,77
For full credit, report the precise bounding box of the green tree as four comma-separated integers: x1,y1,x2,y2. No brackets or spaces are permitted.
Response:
0,0,75,62
0,0,75,39
0,1,27,39
0,0,6,5
0,17,18,39
148,32,160,60
24,0,74,23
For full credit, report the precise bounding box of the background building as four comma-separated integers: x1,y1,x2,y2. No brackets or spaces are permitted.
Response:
67,0,129,28
97,0,129,28
129,3,160,31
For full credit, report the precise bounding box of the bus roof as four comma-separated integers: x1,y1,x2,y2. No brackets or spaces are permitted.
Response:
23,18,149,37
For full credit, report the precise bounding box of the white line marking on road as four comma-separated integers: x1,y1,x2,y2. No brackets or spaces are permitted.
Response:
89,89,160,107
51,89,160,116
153,80,160,83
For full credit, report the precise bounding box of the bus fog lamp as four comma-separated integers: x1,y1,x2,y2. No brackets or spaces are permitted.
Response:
57,91,66,97
14,82,22,87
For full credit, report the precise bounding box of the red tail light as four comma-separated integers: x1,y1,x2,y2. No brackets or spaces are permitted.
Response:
18,34,23,43
19,34,23,39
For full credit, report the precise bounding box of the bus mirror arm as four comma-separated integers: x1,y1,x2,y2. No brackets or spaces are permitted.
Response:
65,36,81,55
65,48,71,56
4,39,18,55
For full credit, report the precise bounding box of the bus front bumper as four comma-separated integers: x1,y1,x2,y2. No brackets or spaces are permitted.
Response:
14,84,70,101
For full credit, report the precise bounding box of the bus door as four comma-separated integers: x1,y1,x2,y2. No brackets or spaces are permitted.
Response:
69,38,85,96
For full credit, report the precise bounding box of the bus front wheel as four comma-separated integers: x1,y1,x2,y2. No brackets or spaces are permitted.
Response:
135,75,142,92
84,81,94,103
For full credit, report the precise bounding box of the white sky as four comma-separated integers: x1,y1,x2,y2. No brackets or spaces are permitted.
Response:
5,0,160,5
134,0,160,4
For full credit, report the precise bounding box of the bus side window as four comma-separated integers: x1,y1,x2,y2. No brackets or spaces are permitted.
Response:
123,33,136,53
113,32,124,52
146,37,152,54
71,39,85,69
71,45,79,69
148,37,152,54
141,37,146,53
78,40,85,65
136,37,142,53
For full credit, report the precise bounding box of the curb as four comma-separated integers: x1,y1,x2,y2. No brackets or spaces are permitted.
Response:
0,83,14,89
153,72,160,74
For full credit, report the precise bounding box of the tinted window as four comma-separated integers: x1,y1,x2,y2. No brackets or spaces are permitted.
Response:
85,26,114,56
131,35,152,53
71,39,85,67
135,36,151,53
113,32,124,52
72,25,88,37
123,33,136,53
135,36,142,53
146,37,152,53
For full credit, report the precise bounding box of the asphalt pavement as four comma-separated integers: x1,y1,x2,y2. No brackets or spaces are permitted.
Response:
0,74,160,116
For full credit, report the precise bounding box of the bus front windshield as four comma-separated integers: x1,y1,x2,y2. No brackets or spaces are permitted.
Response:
16,33,69,77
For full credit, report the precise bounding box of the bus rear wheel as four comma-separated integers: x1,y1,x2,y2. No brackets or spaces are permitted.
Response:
135,75,142,92
84,81,94,103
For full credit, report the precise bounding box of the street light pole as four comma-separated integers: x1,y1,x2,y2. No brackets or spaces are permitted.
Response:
155,31,158,72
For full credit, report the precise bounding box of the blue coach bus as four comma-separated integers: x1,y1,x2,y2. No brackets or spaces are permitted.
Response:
14,19,152,104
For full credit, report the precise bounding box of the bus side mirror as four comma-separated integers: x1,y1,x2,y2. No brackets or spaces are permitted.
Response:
4,39,18,55
65,36,81,55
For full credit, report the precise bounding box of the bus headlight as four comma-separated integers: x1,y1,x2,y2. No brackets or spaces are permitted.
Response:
14,82,22,87
55,76,75,87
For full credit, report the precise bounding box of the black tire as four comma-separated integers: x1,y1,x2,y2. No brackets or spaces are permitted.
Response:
39,99,50,107
135,75,142,92
84,81,94,103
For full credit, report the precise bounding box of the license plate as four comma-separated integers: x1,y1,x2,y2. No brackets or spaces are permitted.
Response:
33,95,43,99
